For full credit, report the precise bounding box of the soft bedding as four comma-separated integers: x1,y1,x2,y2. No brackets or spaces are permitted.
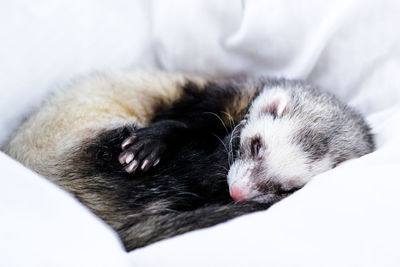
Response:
1,0,399,266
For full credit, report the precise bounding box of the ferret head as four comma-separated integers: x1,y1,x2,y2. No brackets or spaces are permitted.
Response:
227,87,332,203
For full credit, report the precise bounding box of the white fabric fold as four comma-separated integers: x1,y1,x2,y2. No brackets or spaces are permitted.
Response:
1,0,399,266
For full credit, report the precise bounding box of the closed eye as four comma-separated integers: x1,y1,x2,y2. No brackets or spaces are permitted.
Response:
250,137,263,158
277,187,300,195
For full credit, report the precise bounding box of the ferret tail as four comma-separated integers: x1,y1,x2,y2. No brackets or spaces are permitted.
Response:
118,201,272,251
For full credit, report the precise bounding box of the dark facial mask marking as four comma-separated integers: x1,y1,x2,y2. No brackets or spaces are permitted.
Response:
250,136,262,159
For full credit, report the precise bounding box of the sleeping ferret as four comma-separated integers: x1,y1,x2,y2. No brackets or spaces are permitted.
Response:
2,70,375,250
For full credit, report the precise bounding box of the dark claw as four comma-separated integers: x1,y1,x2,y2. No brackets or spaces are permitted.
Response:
141,159,151,171
153,158,160,166
142,151,161,171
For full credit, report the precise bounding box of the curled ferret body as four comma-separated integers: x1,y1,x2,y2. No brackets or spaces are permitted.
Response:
2,70,374,250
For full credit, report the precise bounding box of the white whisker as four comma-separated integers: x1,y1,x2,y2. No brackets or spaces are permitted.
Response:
228,123,242,166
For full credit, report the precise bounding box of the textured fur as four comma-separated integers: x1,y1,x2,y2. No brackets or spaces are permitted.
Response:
227,82,375,202
2,70,374,250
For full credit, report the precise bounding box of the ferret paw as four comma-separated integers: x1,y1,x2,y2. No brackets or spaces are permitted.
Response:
118,129,166,174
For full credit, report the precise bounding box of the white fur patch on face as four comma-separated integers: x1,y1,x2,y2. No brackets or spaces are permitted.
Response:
227,159,252,186
249,87,291,118
227,86,335,201
243,116,312,187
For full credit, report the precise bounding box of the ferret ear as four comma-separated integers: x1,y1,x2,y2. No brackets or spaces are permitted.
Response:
263,89,290,118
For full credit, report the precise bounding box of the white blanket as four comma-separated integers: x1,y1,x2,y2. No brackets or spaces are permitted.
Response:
1,0,399,266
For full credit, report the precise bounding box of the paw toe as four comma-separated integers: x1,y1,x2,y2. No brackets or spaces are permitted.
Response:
141,159,151,171
125,160,139,173
121,136,137,150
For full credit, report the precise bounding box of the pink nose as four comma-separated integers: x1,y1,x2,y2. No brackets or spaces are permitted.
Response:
230,184,247,202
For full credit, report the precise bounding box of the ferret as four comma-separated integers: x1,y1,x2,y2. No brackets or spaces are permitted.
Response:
2,70,374,251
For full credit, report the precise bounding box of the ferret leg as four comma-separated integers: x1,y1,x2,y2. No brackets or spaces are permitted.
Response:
119,82,253,173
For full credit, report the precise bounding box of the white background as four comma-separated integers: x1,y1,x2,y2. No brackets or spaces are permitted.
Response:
1,0,400,266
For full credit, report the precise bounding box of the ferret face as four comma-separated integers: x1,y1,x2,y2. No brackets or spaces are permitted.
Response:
227,87,332,202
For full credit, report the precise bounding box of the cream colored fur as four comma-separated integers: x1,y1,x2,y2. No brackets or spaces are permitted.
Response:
2,70,205,179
